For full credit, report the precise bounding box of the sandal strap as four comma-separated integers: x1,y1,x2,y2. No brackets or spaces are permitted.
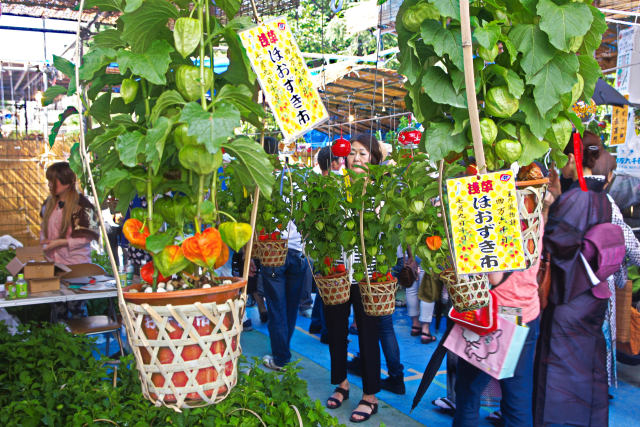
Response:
327,397,341,407
333,386,349,399
357,399,377,410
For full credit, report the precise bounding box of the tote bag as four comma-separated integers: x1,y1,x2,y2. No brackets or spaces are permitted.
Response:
443,314,528,380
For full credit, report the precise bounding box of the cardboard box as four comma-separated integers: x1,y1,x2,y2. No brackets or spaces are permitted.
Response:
6,246,71,294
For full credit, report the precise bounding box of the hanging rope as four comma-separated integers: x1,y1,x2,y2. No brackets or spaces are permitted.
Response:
330,0,344,14
367,6,383,138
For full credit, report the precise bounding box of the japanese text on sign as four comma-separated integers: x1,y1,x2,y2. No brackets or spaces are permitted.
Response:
239,18,328,141
446,171,527,275
610,101,629,146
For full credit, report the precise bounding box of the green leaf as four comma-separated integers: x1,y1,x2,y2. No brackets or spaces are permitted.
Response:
144,116,172,174
42,85,67,106
179,101,241,154
92,29,126,49
117,40,174,85
97,168,130,194
551,149,568,168
420,20,463,70
145,233,175,255
451,108,469,135
518,126,549,166
398,49,422,85
222,136,275,198
87,73,123,100
508,24,555,76
474,23,501,49
89,91,112,124
150,90,185,125
431,0,460,20
580,6,607,56
545,116,573,151
567,111,585,135
215,0,242,18
220,28,256,86
79,48,116,80
528,52,579,116
215,85,265,122
537,0,592,52
419,121,468,162
53,55,77,95
120,0,178,53
89,125,126,153
124,0,143,13
519,98,551,140
85,0,123,11
115,131,145,167
421,67,467,108
578,55,602,100
485,64,524,99
48,106,78,147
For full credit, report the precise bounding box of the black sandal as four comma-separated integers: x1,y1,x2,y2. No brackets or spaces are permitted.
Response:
421,332,437,344
350,399,378,423
326,386,349,409
410,325,421,336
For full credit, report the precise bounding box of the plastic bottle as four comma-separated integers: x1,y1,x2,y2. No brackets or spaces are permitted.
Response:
126,262,134,283
5,276,16,300
118,264,128,287
16,274,28,299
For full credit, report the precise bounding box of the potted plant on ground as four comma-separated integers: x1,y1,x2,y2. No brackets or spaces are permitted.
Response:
58,0,275,408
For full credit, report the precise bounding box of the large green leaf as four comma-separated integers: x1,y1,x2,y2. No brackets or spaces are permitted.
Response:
215,84,265,127
215,0,242,18
120,0,178,53
144,116,173,174
48,106,78,147
179,101,241,154
124,0,143,13
117,40,174,85
578,55,602,100
149,90,185,125
89,125,126,154
485,64,524,99
508,24,555,77
474,23,501,49
580,6,607,56
537,0,592,52
79,48,116,80
89,91,112,124
220,28,256,86
431,0,460,20
421,66,466,108
419,121,468,162
115,131,146,167
85,0,123,11
528,52,579,116
518,126,549,167
42,85,67,106
92,29,126,49
222,137,275,198
519,98,551,140
420,20,463,70
398,48,422,85
53,55,77,95
545,116,573,151
87,73,123,100
98,168,130,195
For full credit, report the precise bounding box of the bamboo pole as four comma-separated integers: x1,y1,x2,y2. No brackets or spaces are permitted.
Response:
459,0,487,174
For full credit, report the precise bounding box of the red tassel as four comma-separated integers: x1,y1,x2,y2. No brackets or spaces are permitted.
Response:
574,132,588,192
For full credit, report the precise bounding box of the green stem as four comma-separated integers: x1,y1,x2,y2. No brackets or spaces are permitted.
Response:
216,210,237,222
141,79,150,123
198,1,207,111
211,168,218,222
146,168,153,232
195,174,205,234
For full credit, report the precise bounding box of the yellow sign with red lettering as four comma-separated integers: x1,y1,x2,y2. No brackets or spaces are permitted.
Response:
610,99,629,146
239,18,328,142
446,171,527,275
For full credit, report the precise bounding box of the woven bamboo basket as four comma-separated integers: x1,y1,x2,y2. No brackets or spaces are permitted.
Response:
516,178,549,268
122,280,246,409
359,278,398,316
440,269,490,312
255,239,288,267
315,271,351,305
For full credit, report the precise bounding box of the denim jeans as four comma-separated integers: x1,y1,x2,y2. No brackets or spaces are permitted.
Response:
310,291,327,335
260,249,308,366
453,316,540,427
379,314,404,378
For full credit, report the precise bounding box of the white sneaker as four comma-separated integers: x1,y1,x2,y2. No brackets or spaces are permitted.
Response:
262,354,284,371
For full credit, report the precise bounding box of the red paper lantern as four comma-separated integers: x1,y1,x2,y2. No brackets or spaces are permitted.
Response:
398,129,422,145
331,137,351,157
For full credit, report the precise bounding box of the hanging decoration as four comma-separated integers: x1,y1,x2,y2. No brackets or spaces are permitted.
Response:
397,114,421,149
332,127,350,157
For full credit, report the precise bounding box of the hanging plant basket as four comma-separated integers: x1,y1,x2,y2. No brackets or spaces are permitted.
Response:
359,278,398,317
121,278,246,409
315,271,351,305
440,269,490,313
515,178,549,268
255,239,288,267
